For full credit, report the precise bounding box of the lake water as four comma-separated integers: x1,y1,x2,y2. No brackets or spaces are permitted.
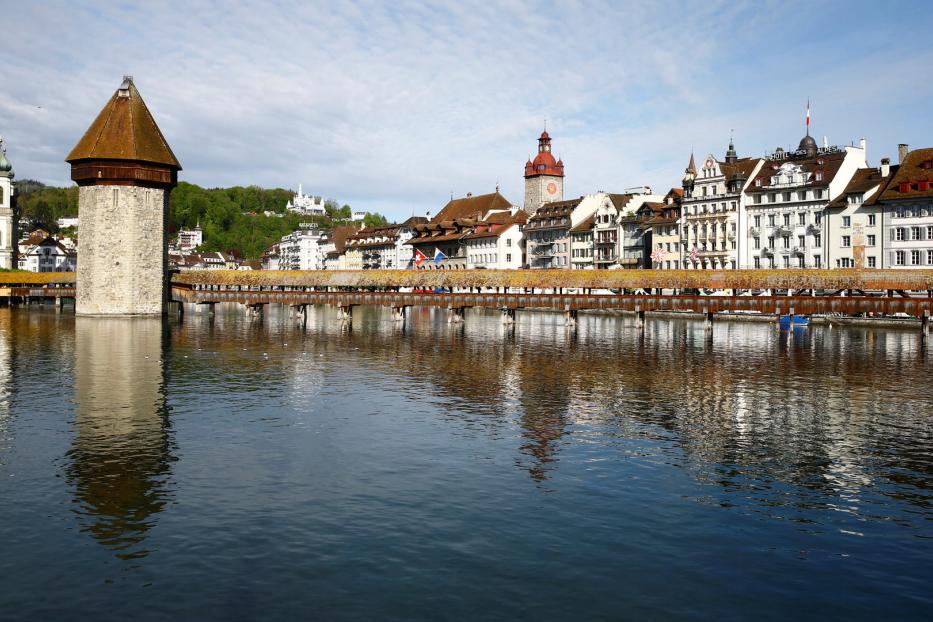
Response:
0,305,931,620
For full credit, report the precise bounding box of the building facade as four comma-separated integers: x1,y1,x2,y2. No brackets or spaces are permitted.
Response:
646,189,683,269
0,139,15,270
524,130,564,214
680,142,764,270
824,165,889,269
177,223,203,251
278,225,327,270
745,136,865,269
463,210,527,269
878,146,933,268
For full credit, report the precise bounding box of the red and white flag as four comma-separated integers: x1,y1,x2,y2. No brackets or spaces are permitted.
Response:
806,99,810,128
650,245,665,263
414,248,427,267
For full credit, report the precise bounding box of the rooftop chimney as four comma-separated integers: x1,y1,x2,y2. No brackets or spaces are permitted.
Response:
880,157,890,178
899,144,909,164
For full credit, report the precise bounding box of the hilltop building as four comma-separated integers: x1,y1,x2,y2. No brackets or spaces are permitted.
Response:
286,185,328,215
0,138,15,270
176,222,203,251
66,76,181,315
524,130,564,214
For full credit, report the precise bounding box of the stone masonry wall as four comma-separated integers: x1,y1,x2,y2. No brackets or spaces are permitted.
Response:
76,185,167,315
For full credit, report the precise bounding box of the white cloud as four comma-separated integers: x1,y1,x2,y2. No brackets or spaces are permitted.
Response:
2,0,932,220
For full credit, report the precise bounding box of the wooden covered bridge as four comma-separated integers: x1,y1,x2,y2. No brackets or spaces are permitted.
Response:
3,269,933,332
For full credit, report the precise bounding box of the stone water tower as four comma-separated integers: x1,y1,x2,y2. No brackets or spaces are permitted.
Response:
66,77,181,315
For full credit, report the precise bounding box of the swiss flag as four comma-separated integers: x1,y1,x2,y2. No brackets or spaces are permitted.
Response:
414,248,427,267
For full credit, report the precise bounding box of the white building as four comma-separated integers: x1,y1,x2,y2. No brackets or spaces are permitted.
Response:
745,136,866,269
0,138,15,270
824,165,889,268
278,225,327,270
18,235,77,272
56,216,80,229
177,222,203,251
878,145,933,268
463,210,527,269
680,141,764,269
286,184,328,216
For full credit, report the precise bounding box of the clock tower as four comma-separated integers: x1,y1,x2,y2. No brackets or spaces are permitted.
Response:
523,130,564,214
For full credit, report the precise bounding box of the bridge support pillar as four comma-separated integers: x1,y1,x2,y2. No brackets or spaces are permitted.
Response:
337,305,354,322
922,310,930,335
564,309,578,327
501,308,516,325
704,309,714,333
200,301,216,315
447,306,465,324
390,306,408,322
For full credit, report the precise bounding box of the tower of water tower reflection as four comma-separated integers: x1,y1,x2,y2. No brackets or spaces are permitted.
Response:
66,318,174,558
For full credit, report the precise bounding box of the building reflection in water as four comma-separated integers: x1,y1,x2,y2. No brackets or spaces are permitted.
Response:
0,311,11,453
65,317,174,560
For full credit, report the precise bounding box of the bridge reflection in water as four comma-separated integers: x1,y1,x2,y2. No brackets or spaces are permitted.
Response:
65,318,174,560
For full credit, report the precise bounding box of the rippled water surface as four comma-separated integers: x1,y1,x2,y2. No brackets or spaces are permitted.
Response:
1,305,931,620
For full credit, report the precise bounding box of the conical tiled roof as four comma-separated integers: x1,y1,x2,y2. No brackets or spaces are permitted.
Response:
66,77,181,169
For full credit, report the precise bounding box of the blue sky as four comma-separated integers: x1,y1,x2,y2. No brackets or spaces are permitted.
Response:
3,0,933,219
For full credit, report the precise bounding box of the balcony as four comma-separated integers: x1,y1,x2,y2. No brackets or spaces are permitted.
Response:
595,238,617,246
727,231,736,240
778,246,792,254
792,246,806,255
748,226,759,237
775,225,792,236
807,224,821,234
761,247,774,256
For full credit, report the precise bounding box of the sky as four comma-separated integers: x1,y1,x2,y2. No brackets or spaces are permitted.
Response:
3,0,933,220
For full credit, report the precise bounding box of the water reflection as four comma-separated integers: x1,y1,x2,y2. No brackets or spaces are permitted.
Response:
66,318,174,559
0,312,11,454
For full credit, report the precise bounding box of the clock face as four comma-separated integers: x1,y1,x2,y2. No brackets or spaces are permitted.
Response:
546,181,558,195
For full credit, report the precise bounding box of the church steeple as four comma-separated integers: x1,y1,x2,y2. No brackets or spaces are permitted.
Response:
725,132,737,164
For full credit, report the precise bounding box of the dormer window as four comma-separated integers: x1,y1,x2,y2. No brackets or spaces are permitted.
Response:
922,160,933,170
900,181,912,193
919,181,930,192
755,178,762,187
815,171,823,182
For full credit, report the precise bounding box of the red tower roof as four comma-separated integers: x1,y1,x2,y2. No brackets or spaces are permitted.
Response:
524,130,564,178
